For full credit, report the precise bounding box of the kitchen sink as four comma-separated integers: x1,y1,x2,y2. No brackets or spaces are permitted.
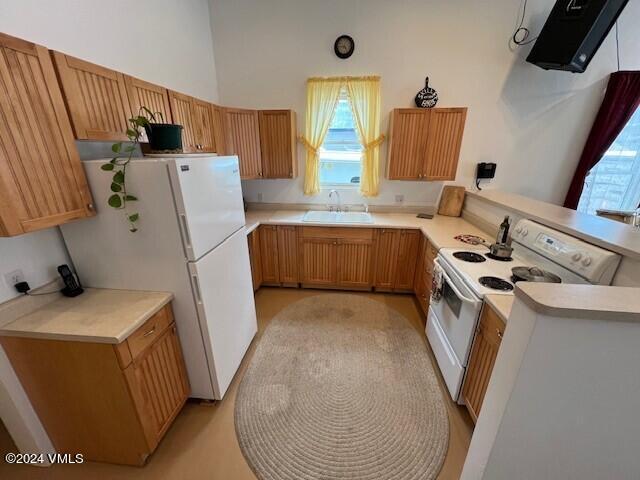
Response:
302,211,374,224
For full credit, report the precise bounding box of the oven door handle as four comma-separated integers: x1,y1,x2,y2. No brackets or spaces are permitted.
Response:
435,259,478,304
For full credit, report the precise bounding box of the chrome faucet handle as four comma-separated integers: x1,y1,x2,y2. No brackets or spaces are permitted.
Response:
362,203,369,213
343,205,350,213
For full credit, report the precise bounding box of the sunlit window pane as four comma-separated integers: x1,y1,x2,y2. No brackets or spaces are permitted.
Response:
578,108,640,215
319,90,363,186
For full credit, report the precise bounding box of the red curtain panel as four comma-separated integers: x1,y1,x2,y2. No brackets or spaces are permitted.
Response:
563,71,640,210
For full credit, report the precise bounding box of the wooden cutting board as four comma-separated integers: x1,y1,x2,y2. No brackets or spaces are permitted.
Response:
438,186,466,217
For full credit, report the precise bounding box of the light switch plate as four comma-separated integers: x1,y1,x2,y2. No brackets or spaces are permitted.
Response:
3,269,24,287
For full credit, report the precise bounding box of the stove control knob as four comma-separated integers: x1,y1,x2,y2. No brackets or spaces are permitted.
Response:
582,256,592,267
522,228,529,237
515,226,523,235
572,253,582,262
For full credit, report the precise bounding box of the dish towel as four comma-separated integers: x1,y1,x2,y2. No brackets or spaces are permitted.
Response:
431,263,443,303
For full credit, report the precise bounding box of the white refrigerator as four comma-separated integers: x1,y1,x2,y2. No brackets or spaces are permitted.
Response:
61,154,257,400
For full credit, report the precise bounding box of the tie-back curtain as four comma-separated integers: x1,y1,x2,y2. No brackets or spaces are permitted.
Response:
563,71,640,210
300,76,384,196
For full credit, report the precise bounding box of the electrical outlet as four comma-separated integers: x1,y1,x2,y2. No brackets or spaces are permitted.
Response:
4,269,24,287
395,194,405,204
257,193,263,202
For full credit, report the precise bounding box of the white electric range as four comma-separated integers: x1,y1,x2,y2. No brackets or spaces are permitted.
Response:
426,219,622,402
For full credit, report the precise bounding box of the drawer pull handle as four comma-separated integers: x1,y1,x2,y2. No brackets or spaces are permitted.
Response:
496,329,503,339
143,327,156,338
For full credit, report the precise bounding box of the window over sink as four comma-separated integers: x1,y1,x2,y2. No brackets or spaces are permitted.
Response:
319,88,363,187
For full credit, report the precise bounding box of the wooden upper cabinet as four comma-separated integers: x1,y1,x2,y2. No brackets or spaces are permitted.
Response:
123,75,172,143
394,229,421,291
424,108,467,180
259,110,297,179
192,98,216,153
387,107,466,181
211,104,227,155
0,33,94,236
387,109,429,180
168,90,197,152
462,303,505,422
277,226,299,285
226,108,262,179
51,51,131,141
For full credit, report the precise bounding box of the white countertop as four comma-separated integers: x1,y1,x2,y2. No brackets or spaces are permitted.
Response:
0,289,173,344
515,283,640,322
484,294,514,323
467,190,640,260
244,210,492,250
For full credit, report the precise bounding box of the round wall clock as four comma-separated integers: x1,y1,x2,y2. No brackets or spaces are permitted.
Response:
334,35,355,59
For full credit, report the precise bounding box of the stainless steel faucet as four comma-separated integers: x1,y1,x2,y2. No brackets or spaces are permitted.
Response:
362,203,369,213
328,189,342,212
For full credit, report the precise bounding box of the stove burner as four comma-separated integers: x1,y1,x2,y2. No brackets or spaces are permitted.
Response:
479,276,514,292
453,251,487,263
486,253,514,262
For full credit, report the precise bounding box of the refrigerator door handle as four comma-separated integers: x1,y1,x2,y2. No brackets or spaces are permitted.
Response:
180,213,192,249
191,274,203,304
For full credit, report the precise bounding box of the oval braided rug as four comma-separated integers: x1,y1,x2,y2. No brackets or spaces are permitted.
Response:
235,293,449,480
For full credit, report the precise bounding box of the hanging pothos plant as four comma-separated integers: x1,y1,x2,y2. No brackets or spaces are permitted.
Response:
101,107,162,232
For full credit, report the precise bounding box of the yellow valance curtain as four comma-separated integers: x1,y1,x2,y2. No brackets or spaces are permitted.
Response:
300,76,384,196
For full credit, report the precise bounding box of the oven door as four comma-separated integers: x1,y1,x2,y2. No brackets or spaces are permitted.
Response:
430,256,483,366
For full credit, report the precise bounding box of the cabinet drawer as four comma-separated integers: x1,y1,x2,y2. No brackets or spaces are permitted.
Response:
301,226,374,240
126,305,173,360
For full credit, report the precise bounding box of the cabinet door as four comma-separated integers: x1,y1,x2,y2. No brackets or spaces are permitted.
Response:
211,104,227,155
300,237,337,286
394,230,421,291
277,226,299,285
123,75,172,143
192,98,216,152
259,110,297,179
259,225,280,285
337,238,374,289
125,323,189,450
423,108,467,180
0,33,95,236
247,228,262,291
374,229,401,291
168,90,198,152
462,304,505,422
387,109,429,180
226,108,262,179
51,51,131,141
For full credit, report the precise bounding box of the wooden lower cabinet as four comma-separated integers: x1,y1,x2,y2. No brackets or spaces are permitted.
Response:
300,237,337,286
337,238,374,289
258,225,280,285
247,228,262,291
0,304,188,465
414,236,437,315
394,230,421,291
462,303,506,422
277,226,299,286
373,229,400,291
300,227,374,289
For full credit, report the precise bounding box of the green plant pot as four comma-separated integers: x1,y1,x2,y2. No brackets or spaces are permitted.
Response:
144,123,183,152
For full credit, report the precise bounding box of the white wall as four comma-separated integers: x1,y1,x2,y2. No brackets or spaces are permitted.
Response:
209,0,640,208
0,0,219,303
